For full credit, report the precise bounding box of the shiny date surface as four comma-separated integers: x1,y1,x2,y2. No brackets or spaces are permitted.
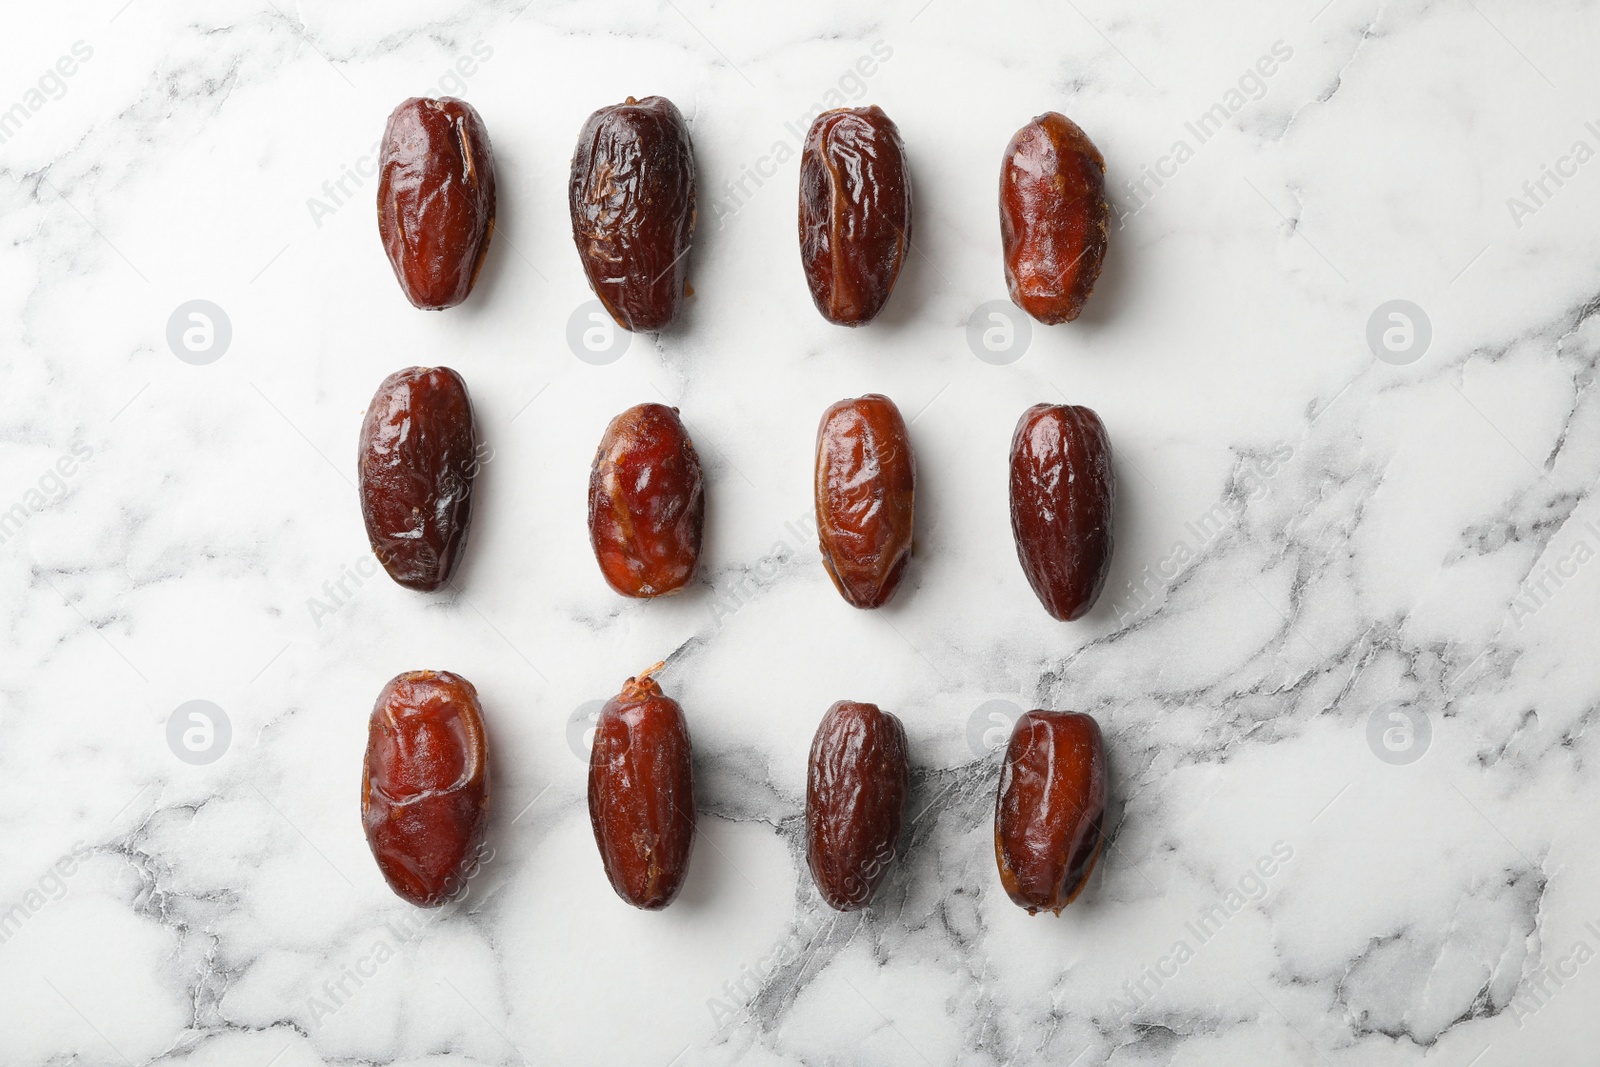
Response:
1000,112,1108,324
362,671,491,908
1009,402,1114,621
798,105,913,326
358,366,478,592
588,403,705,598
994,710,1106,915
377,97,496,310
569,96,697,332
815,394,916,609
588,666,696,910
806,701,910,911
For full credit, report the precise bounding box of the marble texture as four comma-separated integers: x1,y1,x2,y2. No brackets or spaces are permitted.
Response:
3,0,1600,1063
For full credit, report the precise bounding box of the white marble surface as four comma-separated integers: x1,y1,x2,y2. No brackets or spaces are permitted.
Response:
3,0,1600,1063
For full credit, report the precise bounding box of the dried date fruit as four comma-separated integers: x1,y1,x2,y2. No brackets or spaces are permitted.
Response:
377,97,496,310
1000,112,1108,324
588,403,705,598
588,664,695,909
362,670,491,907
806,700,910,911
994,710,1106,915
569,96,697,332
1009,402,1114,621
815,394,916,609
358,366,478,593
798,106,913,326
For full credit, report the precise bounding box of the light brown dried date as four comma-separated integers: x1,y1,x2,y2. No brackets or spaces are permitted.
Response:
362,671,491,907
358,367,478,592
994,710,1106,915
377,97,496,310
570,96,697,332
588,664,696,910
588,403,705,598
1009,402,1114,621
806,700,910,911
799,105,913,326
815,394,915,609
1000,112,1108,324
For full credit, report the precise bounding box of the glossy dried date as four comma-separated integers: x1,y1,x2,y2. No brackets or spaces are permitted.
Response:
798,105,913,326
588,403,705,598
569,96,697,332
588,664,696,909
994,710,1106,915
815,394,915,609
806,700,910,911
377,97,496,310
362,671,491,907
358,367,478,592
1009,403,1114,621
1000,112,1108,324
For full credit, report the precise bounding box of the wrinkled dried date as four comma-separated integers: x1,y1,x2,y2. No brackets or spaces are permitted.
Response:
358,366,478,592
588,664,696,909
815,394,916,609
569,96,697,332
806,701,910,911
1000,112,1108,324
1009,402,1114,621
362,671,491,907
588,403,705,598
377,97,496,310
799,105,913,326
994,710,1106,915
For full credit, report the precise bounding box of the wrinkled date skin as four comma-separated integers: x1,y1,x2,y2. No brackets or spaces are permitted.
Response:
588,403,705,598
588,665,696,910
358,367,478,593
815,394,916,609
994,710,1106,915
1000,112,1108,324
798,106,913,326
806,701,910,911
1009,403,1114,621
362,671,491,908
377,97,496,310
569,96,697,332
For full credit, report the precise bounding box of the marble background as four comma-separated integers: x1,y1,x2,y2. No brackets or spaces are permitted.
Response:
3,0,1599,1063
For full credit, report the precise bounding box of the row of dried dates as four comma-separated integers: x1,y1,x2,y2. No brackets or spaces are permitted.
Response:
357,375,1115,621
362,666,1106,915
377,95,1108,325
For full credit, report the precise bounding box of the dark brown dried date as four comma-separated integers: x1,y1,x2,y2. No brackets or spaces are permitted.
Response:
588,403,705,598
994,710,1106,915
815,394,916,609
358,366,478,592
588,664,696,909
1009,403,1114,621
1000,112,1108,324
798,105,913,326
362,671,491,908
377,97,496,310
806,700,909,911
569,96,697,332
